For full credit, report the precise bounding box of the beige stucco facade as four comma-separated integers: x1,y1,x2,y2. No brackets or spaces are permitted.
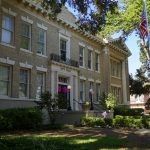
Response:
0,0,131,110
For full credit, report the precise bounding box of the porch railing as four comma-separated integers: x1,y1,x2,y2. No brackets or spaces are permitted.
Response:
50,53,79,68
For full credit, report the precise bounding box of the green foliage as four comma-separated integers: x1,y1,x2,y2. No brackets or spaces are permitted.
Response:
105,93,117,110
81,117,106,127
40,0,118,35
81,116,150,128
35,91,59,125
0,107,42,130
114,106,144,116
100,92,117,110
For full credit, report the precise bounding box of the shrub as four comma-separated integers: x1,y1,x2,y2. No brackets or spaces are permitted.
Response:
113,115,126,127
104,118,113,126
114,107,144,116
0,107,42,130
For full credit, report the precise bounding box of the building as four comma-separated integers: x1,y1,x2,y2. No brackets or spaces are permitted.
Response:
130,94,150,114
0,0,131,111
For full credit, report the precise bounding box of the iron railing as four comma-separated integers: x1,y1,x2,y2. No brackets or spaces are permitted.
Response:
50,53,79,68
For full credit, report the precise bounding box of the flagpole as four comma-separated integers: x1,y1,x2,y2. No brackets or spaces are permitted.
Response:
144,0,150,58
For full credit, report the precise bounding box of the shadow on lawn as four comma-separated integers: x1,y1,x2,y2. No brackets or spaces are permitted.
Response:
0,127,150,149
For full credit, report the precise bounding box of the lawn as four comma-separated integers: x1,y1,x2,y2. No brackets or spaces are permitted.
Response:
0,135,127,150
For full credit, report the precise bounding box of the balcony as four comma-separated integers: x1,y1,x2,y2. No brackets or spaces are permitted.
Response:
50,53,79,68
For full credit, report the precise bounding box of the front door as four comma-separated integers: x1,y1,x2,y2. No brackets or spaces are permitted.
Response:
58,84,67,109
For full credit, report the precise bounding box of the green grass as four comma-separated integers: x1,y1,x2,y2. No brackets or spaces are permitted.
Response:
0,135,127,150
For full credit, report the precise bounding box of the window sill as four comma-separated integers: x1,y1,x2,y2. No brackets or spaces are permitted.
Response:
0,42,16,49
36,53,47,58
111,76,121,80
87,68,94,71
20,48,33,54
79,66,86,69
95,70,100,73
0,96,36,101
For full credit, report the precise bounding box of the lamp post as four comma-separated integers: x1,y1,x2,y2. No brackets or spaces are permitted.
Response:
67,85,72,111
89,88,94,110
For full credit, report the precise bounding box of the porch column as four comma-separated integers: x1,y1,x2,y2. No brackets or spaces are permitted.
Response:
51,71,58,97
122,60,128,105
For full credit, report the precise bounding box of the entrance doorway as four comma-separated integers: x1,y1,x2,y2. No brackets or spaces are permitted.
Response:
58,84,68,109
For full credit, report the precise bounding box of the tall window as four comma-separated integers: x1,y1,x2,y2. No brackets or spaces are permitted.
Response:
80,80,85,102
89,81,93,90
96,83,100,101
95,53,100,71
21,22,31,50
36,72,45,99
60,39,67,61
88,50,92,69
111,86,121,103
19,69,29,97
37,29,46,55
1,14,14,45
0,65,10,96
111,60,121,78
79,46,84,67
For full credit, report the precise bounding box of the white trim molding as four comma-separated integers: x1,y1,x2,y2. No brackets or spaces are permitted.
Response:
87,46,93,51
111,84,121,88
79,42,85,47
21,16,33,24
88,78,94,82
80,76,86,80
37,23,47,30
36,66,47,72
59,29,72,37
20,62,33,69
96,80,101,84
0,57,15,65
95,50,100,54
2,7,17,16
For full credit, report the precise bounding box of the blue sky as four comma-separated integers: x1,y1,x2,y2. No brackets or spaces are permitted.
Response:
125,34,141,76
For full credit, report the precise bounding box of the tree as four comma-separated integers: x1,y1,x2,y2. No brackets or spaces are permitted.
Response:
34,0,118,35
99,0,150,39
35,91,59,125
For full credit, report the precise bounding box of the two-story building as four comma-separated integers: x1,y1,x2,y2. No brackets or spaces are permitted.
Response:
0,0,131,110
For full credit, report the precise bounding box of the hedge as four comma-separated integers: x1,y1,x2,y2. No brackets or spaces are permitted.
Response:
0,107,42,130
81,116,150,128
114,107,144,116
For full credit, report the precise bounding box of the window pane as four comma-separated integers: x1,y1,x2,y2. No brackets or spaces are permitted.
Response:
38,30,45,43
36,73,45,99
60,39,66,51
20,70,28,83
19,83,27,97
21,37,30,50
0,66,10,96
2,15,14,31
1,29,12,44
22,23,30,37
0,81,8,95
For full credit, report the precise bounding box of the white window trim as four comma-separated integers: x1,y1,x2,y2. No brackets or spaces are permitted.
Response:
37,28,47,56
79,42,85,47
0,42,16,49
59,33,70,59
96,80,101,84
88,49,93,70
37,23,47,30
80,76,86,80
19,62,33,69
2,7,17,16
21,16,33,24
59,29,72,37
0,57,15,65
111,84,121,88
36,66,47,72
19,69,30,99
95,52,100,72
79,46,85,68
95,50,100,54
88,78,94,82
20,48,33,54
36,53,48,58
87,46,93,51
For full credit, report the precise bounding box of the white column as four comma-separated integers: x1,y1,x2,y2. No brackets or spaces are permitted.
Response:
51,71,58,97
122,61,128,105
51,71,55,97
73,75,79,111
